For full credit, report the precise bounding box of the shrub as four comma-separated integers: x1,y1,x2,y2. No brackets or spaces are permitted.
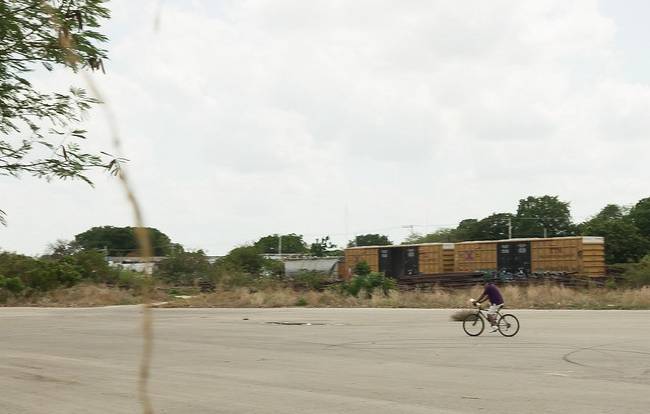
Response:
353,261,371,276
220,245,265,274
49,260,83,288
70,250,116,283
340,272,396,298
262,259,285,276
155,250,210,285
17,259,82,292
0,276,25,294
291,271,331,290
213,268,257,289
624,256,650,287
0,250,124,293
117,270,150,293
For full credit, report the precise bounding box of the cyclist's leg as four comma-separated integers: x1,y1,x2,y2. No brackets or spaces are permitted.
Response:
487,304,499,325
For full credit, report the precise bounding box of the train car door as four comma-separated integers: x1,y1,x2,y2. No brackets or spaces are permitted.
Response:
497,241,531,275
404,246,419,276
378,248,391,276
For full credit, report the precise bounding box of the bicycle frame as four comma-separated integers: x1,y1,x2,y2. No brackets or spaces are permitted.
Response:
472,306,503,321
463,304,520,337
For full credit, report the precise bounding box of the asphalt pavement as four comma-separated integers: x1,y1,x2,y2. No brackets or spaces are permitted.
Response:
1,306,648,413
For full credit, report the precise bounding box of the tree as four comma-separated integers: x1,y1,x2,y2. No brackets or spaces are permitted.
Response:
454,219,481,241
594,204,627,221
513,196,575,238
220,245,265,274
309,236,337,257
629,197,650,239
156,250,210,285
74,226,172,256
403,214,513,244
580,204,650,264
404,228,458,243
580,217,649,264
475,213,514,240
348,234,392,247
1,1,120,225
254,234,308,254
45,239,82,258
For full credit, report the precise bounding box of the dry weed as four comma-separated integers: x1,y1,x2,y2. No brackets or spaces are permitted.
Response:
162,284,650,310
5,284,153,307
7,283,650,310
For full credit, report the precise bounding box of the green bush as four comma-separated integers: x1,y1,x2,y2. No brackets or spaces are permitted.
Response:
0,276,25,294
117,270,150,293
155,250,210,285
220,245,265,274
212,267,257,289
291,271,331,290
0,250,125,294
7,256,82,292
340,272,396,298
49,260,83,288
70,250,116,283
262,259,285,276
604,278,618,289
353,261,371,276
624,256,650,287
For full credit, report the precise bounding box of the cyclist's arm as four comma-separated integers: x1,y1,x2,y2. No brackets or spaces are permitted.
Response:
476,292,487,303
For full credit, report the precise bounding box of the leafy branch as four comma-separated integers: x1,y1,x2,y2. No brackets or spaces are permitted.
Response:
1,1,116,225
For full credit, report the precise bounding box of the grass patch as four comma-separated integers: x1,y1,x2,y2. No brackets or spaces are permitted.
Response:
4,282,650,310
159,284,650,310
1,283,166,307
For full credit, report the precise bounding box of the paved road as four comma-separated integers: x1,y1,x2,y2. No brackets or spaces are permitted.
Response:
1,307,649,413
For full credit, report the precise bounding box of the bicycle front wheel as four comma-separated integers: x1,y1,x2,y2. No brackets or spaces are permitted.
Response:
497,314,520,337
462,313,485,336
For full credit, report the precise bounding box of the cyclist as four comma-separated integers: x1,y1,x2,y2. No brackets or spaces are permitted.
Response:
471,282,504,332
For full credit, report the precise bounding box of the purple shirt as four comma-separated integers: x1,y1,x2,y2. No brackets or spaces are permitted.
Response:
483,284,504,305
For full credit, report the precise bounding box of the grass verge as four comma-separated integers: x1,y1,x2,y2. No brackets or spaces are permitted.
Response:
159,284,650,310
2,283,650,309
1,283,166,307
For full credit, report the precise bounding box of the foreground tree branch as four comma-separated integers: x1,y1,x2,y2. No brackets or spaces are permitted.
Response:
1,0,121,224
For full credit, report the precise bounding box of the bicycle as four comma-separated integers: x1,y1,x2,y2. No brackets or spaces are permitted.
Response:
462,301,520,337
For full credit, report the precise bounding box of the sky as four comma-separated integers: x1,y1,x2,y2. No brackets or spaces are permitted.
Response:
2,0,650,255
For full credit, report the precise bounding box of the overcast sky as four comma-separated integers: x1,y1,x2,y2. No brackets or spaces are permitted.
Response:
2,0,650,255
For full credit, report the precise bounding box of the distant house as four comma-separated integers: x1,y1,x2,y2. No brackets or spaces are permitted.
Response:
281,257,343,277
106,254,342,277
106,256,166,274
106,255,222,274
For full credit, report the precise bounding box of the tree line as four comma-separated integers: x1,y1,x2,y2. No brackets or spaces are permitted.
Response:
15,193,650,269
400,195,650,264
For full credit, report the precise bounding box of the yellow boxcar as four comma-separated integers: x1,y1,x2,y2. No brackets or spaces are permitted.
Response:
455,236,605,277
343,237,605,278
343,243,453,279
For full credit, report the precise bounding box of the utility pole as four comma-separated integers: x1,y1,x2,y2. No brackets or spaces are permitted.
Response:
278,234,282,259
344,204,349,249
507,218,512,239
402,224,416,237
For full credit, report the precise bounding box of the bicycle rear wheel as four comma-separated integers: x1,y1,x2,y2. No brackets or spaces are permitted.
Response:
462,313,485,336
497,314,520,337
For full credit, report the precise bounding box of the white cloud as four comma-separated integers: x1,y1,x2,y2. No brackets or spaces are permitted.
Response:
2,0,650,254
